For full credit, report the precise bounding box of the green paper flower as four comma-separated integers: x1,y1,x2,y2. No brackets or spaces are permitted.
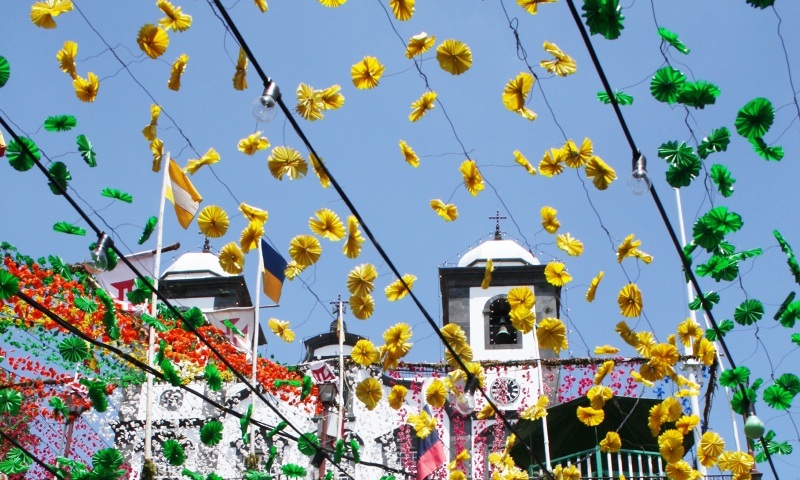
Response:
734,299,764,325
657,27,689,54
0,55,9,88
155,339,168,364
349,439,361,463
266,421,287,439
6,137,41,172
200,420,224,445
76,134,97,167
650,66,686,104
774,292,796,321
244,471,271,480
181,469,204,480
241,403,253,443
705,319,734,340
735,97,774,139
207,474,224,480
183,306,206,330
47,161,72,195
86,382,109,412
776,373,800,396
281,464,307,478
301,375,313,400
139,216,158,245
334,438,345,464
0,270,19,300
205,363,222,391
774,230,800,284
126,277,153,304
297,432,320,456
160,358,183,386
657,141,697,166
665,160,700,188
222,318,245,337
91,448,125,478
142,313,169,332
162,439,186,466
49,396,69,420
704,206,743,235
746,0,775,9
750,137,784,161
730,381,759,415
0,389,23,415
58,336,91,363
696,255,738,282
698,127,731,159
101,188,133,203
763,384,793,410
44,115,77,132
53,221,86,236
676,80,720,109
582,0,625,40
779,301,800,328
0,448,32,475
710,164,735,197
48,255,73,280
597,90,633,105
74,296,98,313
720,366,750,387
688,290,720,311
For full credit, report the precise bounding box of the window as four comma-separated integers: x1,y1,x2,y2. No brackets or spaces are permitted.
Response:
484,295,521,350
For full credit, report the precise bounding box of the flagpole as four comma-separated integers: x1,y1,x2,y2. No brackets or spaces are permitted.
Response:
337,297,345,443
250,240,264,456
145,151,171,461
531,325,551,469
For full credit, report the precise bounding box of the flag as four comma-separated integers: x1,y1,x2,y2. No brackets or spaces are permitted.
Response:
166,158,202,229
95,250,155,311
261,238,287,304
205,307,256,354
417,406,447,480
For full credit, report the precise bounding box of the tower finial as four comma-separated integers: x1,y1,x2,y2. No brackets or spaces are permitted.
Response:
202,237,211,253
489,211,507,240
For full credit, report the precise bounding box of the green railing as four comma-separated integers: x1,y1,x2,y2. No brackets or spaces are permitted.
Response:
528,447,668,479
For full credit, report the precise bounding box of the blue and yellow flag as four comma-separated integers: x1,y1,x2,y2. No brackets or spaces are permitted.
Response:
261,238,287,304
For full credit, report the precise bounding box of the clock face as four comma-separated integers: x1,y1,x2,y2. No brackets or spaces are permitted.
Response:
490,377,520,405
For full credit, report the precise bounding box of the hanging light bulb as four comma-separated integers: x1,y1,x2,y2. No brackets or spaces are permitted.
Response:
627,151,652,195
252,81,281,123
744,413,766,439
84,232,113,274
454,374,480,415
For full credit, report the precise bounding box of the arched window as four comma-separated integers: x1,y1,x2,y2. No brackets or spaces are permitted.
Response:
483,295,521,350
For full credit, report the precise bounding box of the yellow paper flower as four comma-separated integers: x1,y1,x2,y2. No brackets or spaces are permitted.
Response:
585,155,617,190
665,461,692,480
388,385,407,410
347,264,378,297
383,323,413,358
238,131,270,155
351,339,379,366
576,406,604,427
167,53,189,91
521,395,549,420
459,160,485,196
406,32,434,58
385,274,416,301
586,271,604,302
30,0,73,29
563,138,593,168
718,451,754,475
289,235,322,266
408,409,436,439
541,41,576,77
539,148,565,177
517,0,557,15
296,83,324,121
514,150,537,175
587,385,613,409
137,24,170,59
268,317,295,342
73,72,99,103
698,432,725,467
650,343,680,369
142,104,161,141
150,138,164,172
450,471,467,480
677,318,702,346
430,199,459,222
409,91,437,122
254,0,267,12
600,431,622,453
436,39,473,75
595,360,615,385
197,205,229,238
510,307,535,334
356,377,382,410
445,344,472,369
594,345,619,355
309,153,331,189
441,323,467,349
239,203,268,225
351,56,385,90
635,331,657,357
233,47,248,90
658,429,685,463
184,147,221,175
318,84,344,110
218,242,245,275
618,283,643,317
240,221,264,254
545,261,572,287
476,403,496,420
557,233,584,256
537,317,567,353
390,0,415,20
426,379,447,408
630,370,654,387
508,287,535,311
696,338,716,366
309,208,345,241
616,234,652,264
284,260,306,280
399,140,420,167
268,146,308,180
663,397,683,422
343,215,365,258
350,294,375,320
319,0,346,7
449,449,470,471
502,72,534,112
541,206,561,234
157,0,192,32
481,259,494,289
56,40,78,78
675,414,699,435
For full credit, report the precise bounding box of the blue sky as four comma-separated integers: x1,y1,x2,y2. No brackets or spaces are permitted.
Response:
2,0,800,474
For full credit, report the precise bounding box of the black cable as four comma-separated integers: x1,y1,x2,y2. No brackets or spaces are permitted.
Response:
0,427,60,476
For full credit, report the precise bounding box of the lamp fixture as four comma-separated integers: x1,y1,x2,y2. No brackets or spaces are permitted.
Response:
627,151,651,195
252,81,281,123
84,232,113,274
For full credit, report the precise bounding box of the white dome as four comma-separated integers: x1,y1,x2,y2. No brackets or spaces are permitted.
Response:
457,239,538,267
161,252,233,279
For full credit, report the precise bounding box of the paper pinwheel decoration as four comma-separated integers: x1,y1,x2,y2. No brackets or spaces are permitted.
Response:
0,389,23,415
0,270,19,300
282,464,307,478
705,319,733,341
390,0,415,20
181,470,204,480
406,32,435,58
698,127,730,159
90,448,125,479
44,115,77,132
734,299,764,325
126,277,153,304
736,97,774,139
657,27,690,54
76,134,97,167
79,378,109,412
310,153,331,189
437,39,473,75
6,136,41,171
53,221,86,236
268,146,308,180
677,80,720,109
141,313,169,333
136,216,157,245
160,358,183,386
746,0,774,9
47,162,72,195
409,91,437,122
266,421,288,439
137,24,170,59
309,208,345,240
597,90,633,105
750,137,784,161
157,0,192,32
518,0,557,15
650,66,686,104
754,430,793,463
240,403,253,443
73,72,100,102
297,432,320,456
351,56,384,90
58,336,90,363
244,471,271,480
200,420,224,445
30,0,74,29
205,362,223,391
692,206,743,252
233,47,248,90
0,55,9,88
162,439,186,466
168,53,189,91
49,396,69,421
658,141,701,188
582,0,625,40
0,448,32,475
780,302,800,328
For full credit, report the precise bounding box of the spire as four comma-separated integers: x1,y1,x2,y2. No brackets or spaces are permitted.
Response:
489,211,507,240
202,237,211,253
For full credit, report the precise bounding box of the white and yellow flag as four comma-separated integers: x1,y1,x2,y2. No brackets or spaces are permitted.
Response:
166,158,202,229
